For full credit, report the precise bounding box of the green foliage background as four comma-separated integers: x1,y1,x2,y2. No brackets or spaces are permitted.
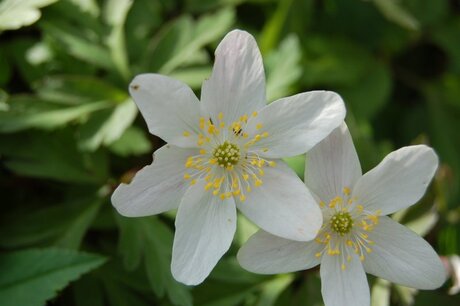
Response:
1,0,459,305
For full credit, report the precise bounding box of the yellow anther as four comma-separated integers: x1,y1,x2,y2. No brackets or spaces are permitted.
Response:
343,187,351,195
220,122,225,128
209,158,217,165
268,161,276,167
315,252,322,258
319,201,325,207
261,131,269,138
183,173,191,179
356,205,364,212
247,186,252,192
341,264,346,271
183,131,190,137
252,111,258,117
240,194,246,202
258,169,264,176
243,133,249,138
254,134,261,141
205,182,213,190
242,173,249,181
256,123,263,130
359,255,365,261
255,179,263,187
199,149,206,155
233,189,241,195
262,148,269,152
190,179,197,185
226,165,234,171
347,240,353,246
208,124,216,134
218,112,223,120
213,190,219,196
220,193,226,200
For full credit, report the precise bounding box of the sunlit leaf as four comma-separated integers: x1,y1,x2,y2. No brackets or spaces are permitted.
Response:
0,248,106,306
0,0,58,31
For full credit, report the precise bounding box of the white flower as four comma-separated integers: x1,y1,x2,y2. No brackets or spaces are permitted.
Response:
238,123,446,306
111,29,345,285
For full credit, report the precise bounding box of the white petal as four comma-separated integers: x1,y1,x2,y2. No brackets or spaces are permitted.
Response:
363,216,446,289
171,180,237,285
129,74,201,148
112,145,198,217
237,230,322,274
201,30,266,124
245,91,346,159
237,161,322,241
321,253,370,306
353,145,438,215
305,122,362,203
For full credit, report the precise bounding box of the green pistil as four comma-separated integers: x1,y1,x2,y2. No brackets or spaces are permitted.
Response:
213,141,240,167
330,211,354,235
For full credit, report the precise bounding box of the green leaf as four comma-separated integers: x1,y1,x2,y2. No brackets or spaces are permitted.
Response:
259,0,294,54
149,8,235,74
142,218,192,306
302,36,373,88
372,0,419,31
265,34,302,102
283,154,305,180
0,248,106,306
116,216,145,271
371,278,391,306
103,0,133,80
0,130,108,183
109,126,152,157
0,95,111,133
0,0,58,31
339,60,392,120
255,275,294,306
0,196,102,249
40,21,113,70
54,199,103,249
116,217,192,306
37,75,127,105
168,66,212,89
78,99,138,151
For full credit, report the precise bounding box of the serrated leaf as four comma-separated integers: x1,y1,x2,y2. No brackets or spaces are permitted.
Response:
0,248,106,306
0,0,58,31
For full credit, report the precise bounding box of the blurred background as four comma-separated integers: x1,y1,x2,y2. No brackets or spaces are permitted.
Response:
0,0,459,305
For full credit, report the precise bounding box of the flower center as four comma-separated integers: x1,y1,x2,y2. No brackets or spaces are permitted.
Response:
182,112,276,201
330,211,353,235
314,187,382,270
213,141,240,168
